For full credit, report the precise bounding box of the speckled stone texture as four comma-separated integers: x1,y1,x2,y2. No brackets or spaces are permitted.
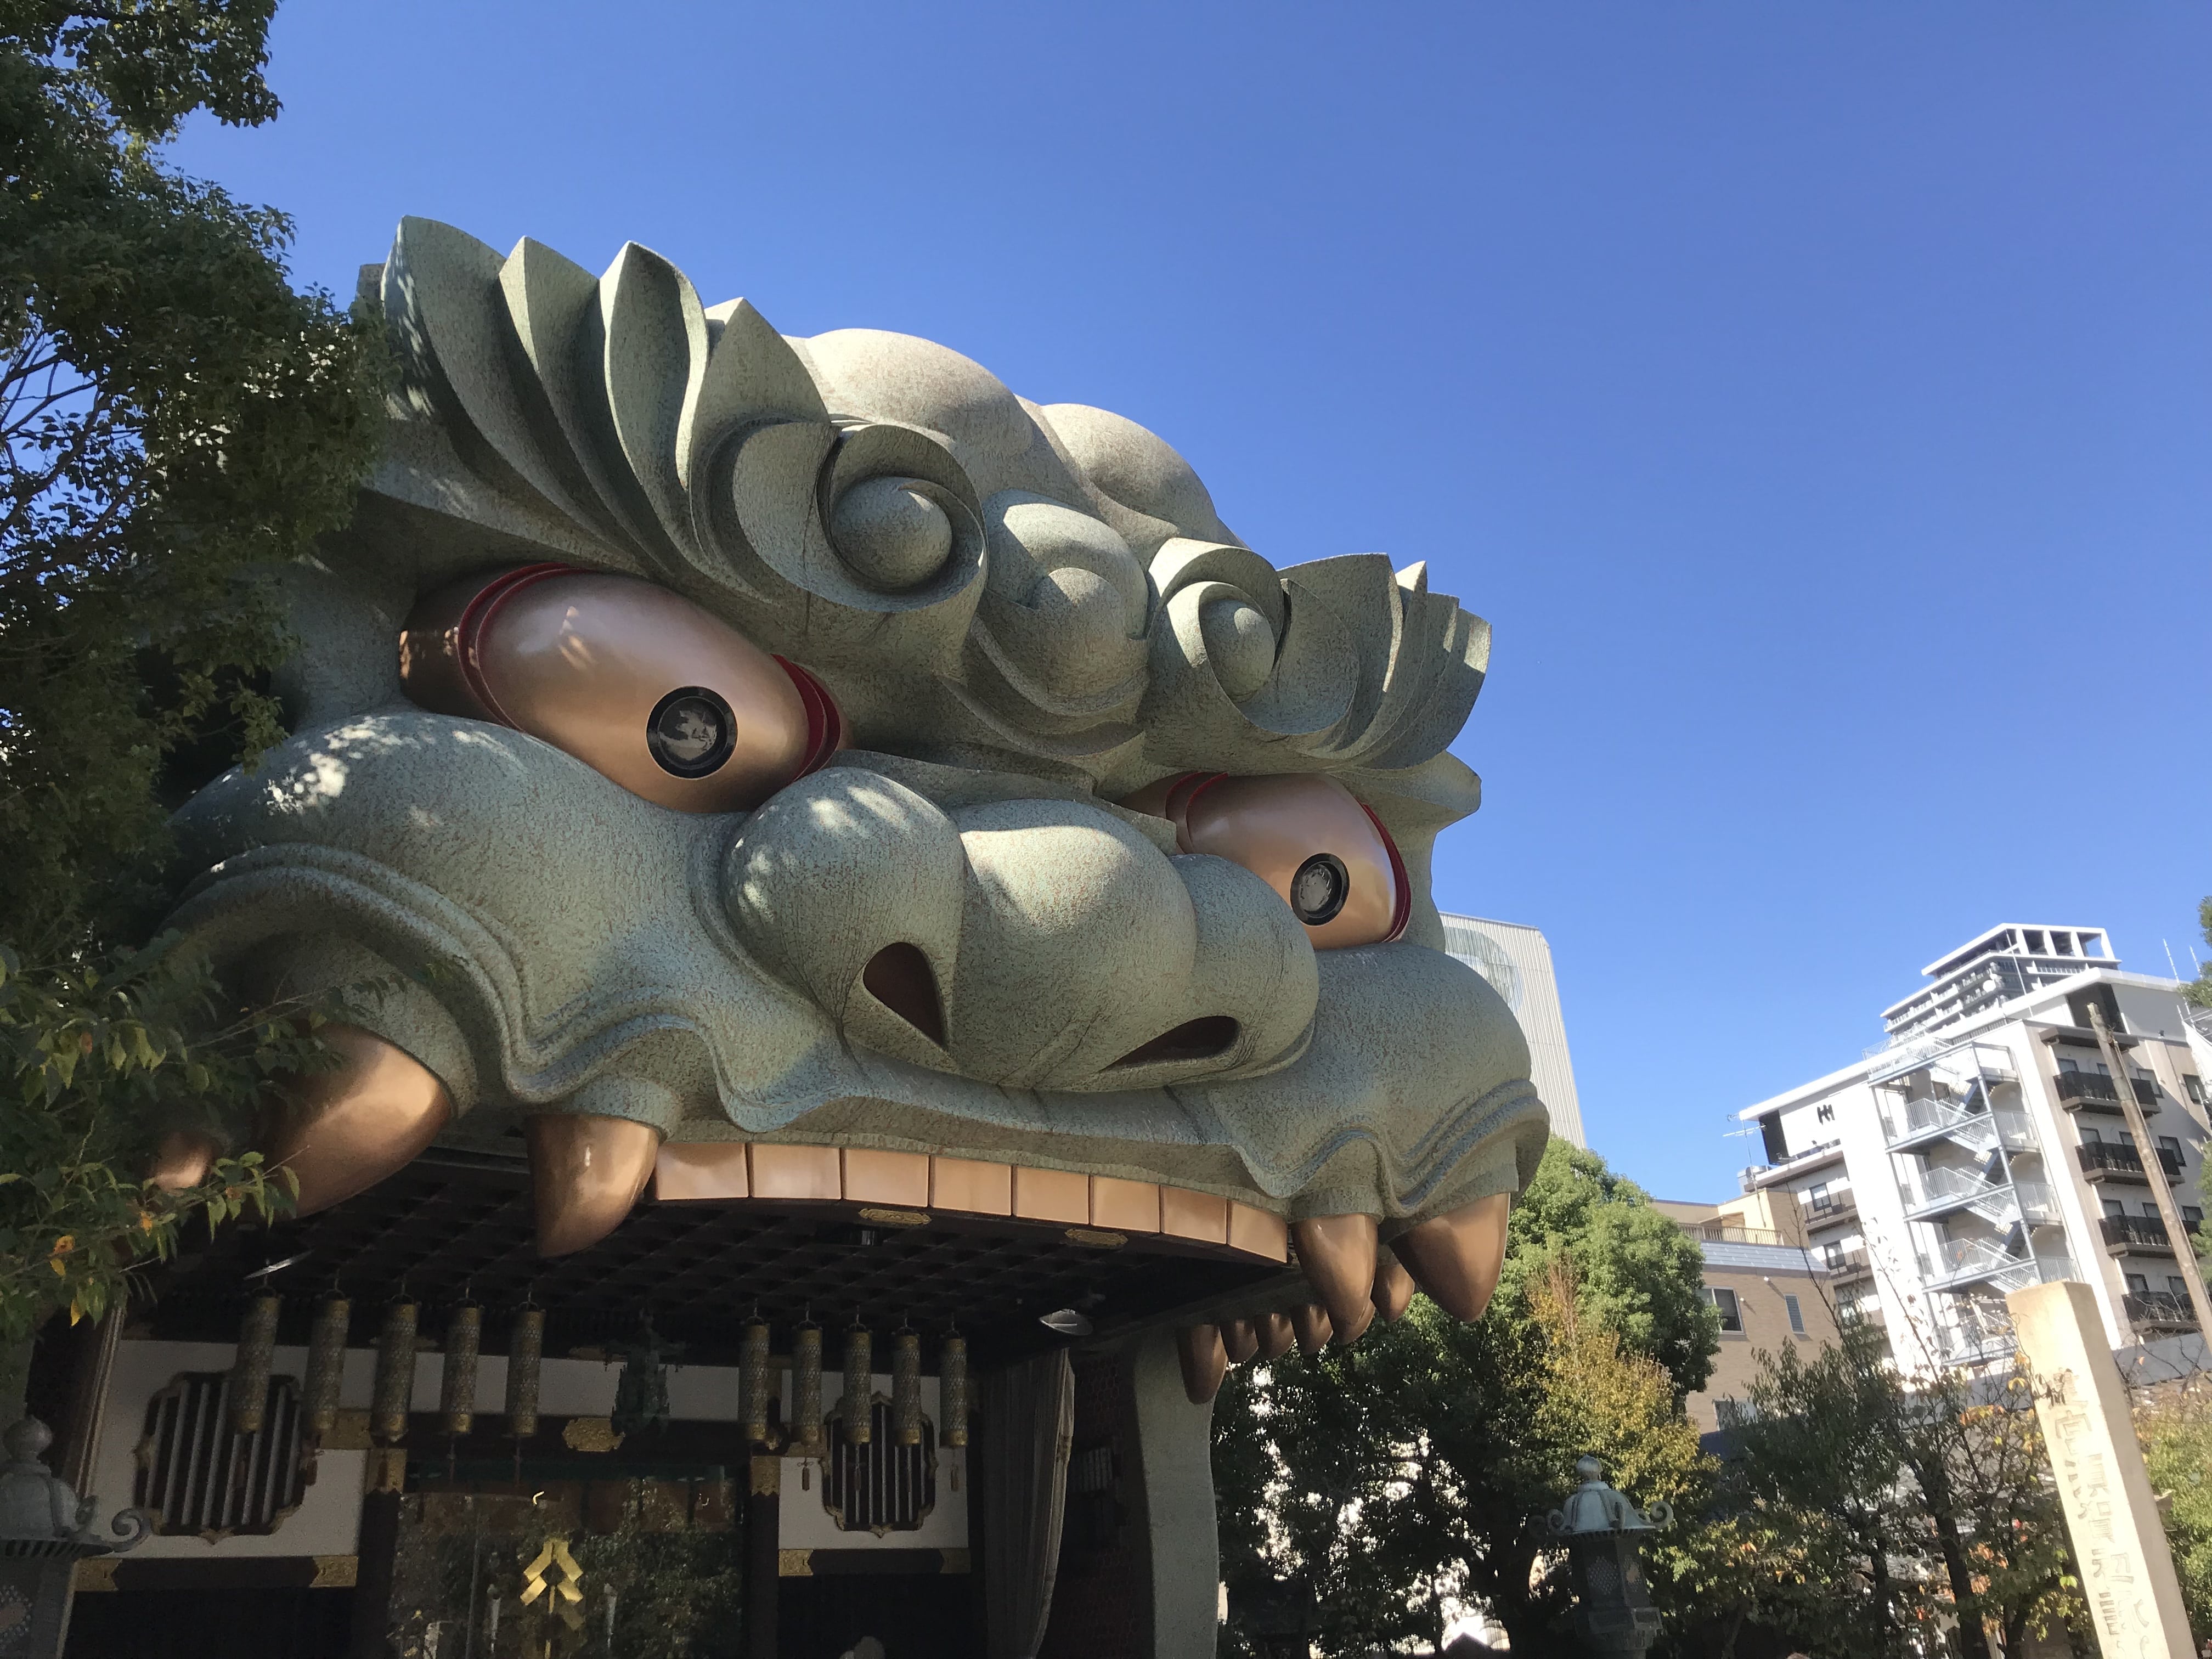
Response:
161,217,1548,1232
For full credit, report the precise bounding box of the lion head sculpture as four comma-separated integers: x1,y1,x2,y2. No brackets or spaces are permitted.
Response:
149,218,1547,1363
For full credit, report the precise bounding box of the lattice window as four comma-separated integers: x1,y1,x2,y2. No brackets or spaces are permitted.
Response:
134,1371,309,1538
822,1396,935,1536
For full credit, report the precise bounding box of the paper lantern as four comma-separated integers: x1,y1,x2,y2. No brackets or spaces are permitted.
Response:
228,1293,282,1435
439,1303,481,1435
301,1295,350,1440
370,1299,419,1444
842,1325,872,1444
505,1306,544,1440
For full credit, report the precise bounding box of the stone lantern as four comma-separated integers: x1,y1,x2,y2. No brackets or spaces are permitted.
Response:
1544,1454,1672,1656
0,1417,149,1658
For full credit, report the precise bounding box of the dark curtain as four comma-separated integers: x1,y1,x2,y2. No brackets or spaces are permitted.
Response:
980,1348,1075,1659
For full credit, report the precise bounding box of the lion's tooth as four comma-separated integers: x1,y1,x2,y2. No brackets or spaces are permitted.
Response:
1221,1318,1259,1364
1254,1311,1295,1360
1176,1325,1228,1404
1373,1249,1416,1322
1293,1214,1378,1344
1391,1193,1510,1321
1289,1304,1333,1355
262,1025,453,1216
528,1115,662,1257
146,1129,220,1193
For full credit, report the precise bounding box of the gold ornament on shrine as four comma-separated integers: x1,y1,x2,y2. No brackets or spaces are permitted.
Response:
370,1298,419,1444
890,1329,922,1447
301,1294,349,1440
228,1291,282,1435
439,1302,480,1435
505,1305,543,1440
939,1332,969,1449
842,1324,872,1445
739,1316,771,1446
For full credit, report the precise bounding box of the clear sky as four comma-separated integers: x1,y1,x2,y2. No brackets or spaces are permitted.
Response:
169,3,2212,1204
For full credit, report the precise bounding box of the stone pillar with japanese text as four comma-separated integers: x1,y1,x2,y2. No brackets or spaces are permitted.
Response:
2006,1280,2194,1658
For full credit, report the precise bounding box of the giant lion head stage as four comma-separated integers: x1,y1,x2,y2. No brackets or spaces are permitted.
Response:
149,219,1546,1396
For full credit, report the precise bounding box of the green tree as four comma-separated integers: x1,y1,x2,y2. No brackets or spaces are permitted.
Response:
0,0,380,1349
2136,1375,2212,1640
1215,1138,1719,1656
1,0,383,957
1722,1324,2079,1658
2182,898,2212,1010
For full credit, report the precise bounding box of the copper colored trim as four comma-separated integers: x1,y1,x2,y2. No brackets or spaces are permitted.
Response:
749,1143,842,1202
1176,773,1400,951
458,562,573,727
146,1129,220,1194
1254,1312,1296,1361
1227,1203,1289,1263
527,1116,661,1258
842,1148,930,1207
1220,1318,1259,1364
1293,1213,1379,1344
1013,1166,1090,1225
929,1158,1013,1217
1091,1177,1163,1235
1161,1187,1230,1244
1290,1304,1333,1356
654,1141,751,1202
1392,1193,1510,1322
263,1026,454,1217
1373,1250,1417,1323
1176,1325,1228,1405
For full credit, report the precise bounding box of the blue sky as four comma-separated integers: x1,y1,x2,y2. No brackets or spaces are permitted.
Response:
172,3,2212,1203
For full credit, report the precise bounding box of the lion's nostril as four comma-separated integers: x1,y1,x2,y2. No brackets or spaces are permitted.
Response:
861,943,945,1046
1110,1016,1239,1069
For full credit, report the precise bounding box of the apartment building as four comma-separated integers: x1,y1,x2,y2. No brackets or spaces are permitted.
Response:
1655,1191,1843,1433
1440,912,1585,1147
1735,925,2209,1373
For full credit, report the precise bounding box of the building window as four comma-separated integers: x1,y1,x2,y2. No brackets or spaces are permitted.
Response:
2059,1058,2079,1074
136,1372,308,1538
2170,1277,2191,1299
1714,1398,1756,1430
2080,1126,2102,1144
2125,1273,2150,1295
1783,1294,1805,1335
2185,1075,2205,1106
1806,1182,1829,1214
2103,1199,2125,1219
1704,1287,1742,1332
823,1397,937,1536
2184,1206,2204,1231
2158,1136,2184,1165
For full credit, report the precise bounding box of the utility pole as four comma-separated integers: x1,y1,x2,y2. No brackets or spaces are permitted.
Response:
2087,998,2212,1340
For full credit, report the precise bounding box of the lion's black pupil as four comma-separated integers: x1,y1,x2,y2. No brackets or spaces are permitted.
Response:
647,686,736,778
1290,854,1349,926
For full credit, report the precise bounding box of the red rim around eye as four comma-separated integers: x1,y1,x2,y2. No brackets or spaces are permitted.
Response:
455,562,577,727
774,657,845,781
1359,803,1412,944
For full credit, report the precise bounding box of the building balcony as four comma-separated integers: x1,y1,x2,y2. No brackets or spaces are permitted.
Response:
1803,1192,1858,1228
1881,1098,2033,1155
1740,1138,1846,1193
2075,1142,2182,1184
1818,1247,1872,1285
2124,1291,2198,1331
2100,1214,2175,1256
1902,1167,2013,1220
2053,1071,2158,1114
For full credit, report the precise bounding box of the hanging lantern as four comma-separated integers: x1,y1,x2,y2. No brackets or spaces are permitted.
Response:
791,1322,823,1455
611,1317,682,1438
228,1292,282,1435
506,1306,544,1440
939,1332,968,1449
301,1295,351,1441
739,1318,771,1446
440,1302,481,1436
370,1298,419,1444
842,1324,872,1445
890,1329,921,1447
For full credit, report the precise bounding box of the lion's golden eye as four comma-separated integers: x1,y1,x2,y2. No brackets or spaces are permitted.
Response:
399,564,841,812
1120,772,1407,949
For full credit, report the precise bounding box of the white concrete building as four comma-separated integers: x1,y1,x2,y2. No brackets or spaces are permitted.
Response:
1736,926,2208,1372
1441,912,1585,1147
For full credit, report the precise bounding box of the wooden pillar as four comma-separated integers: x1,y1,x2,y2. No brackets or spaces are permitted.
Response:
2006,1279,2193,1656
745,1452,780,1659
350,1450,407,1659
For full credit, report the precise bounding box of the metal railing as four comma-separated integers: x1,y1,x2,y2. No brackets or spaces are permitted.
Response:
2100,1214,2172,1251
2075,1142,2183,1181
1904,1166,2010,1215
1819,1246,1871,1278
2124,1290,2198,1329
2053,1071,2158,1111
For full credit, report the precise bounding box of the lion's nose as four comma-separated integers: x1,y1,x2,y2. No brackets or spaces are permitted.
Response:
721,768,1317,1091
